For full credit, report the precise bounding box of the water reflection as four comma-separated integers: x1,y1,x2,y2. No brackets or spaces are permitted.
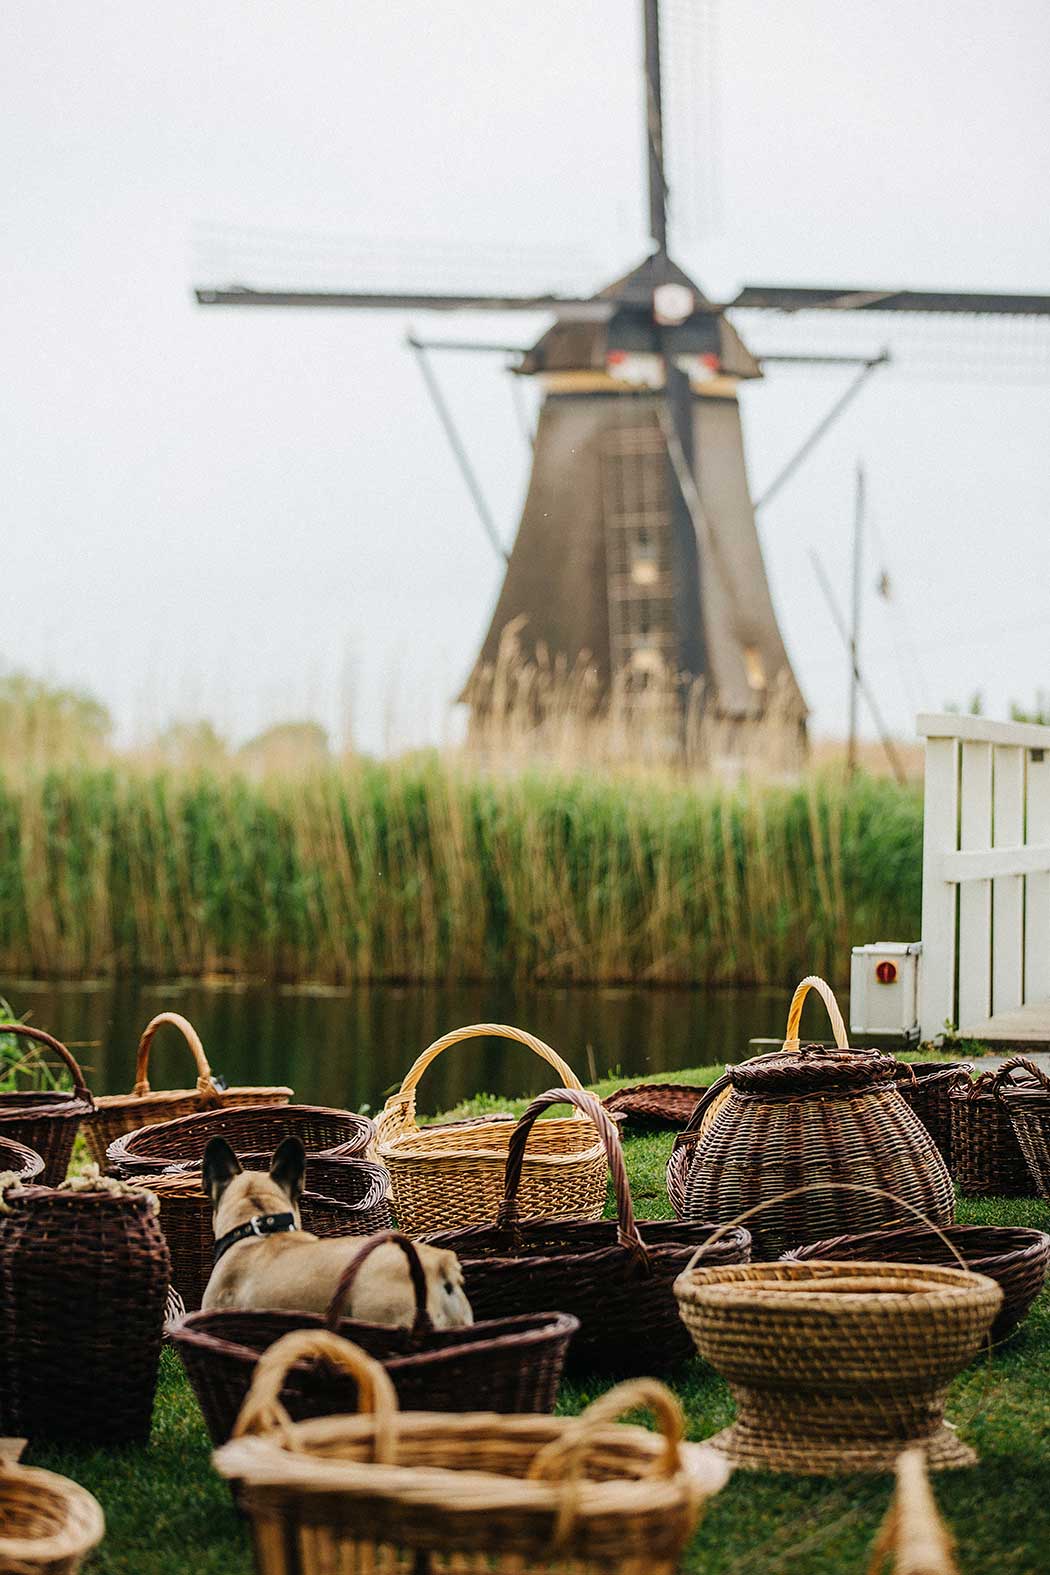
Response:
3,978,787,1114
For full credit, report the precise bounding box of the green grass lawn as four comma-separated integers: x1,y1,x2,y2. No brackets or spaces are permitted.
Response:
27,1064,1050,1575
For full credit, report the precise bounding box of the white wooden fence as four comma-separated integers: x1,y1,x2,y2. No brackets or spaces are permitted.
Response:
919,712,1050,1039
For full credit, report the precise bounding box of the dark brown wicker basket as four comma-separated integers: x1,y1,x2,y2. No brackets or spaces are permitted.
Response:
107,1102,374,1177
126,1157,391,1311
602,1082,707,1130
171,1232,579,1443
0,1182,170,1444
891,1060,973,1163
782,1222,1050,1343
666,1075,730,1217
949,1059,1041,1197
1001,1058,1050,1199
426,1087,751,1375
0,1134,45,1185
0,1026,95,1186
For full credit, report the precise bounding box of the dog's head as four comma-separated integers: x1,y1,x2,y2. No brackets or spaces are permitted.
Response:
202,1135,306,1238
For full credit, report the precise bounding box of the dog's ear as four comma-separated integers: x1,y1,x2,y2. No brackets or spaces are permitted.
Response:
269,1136,306,1204
202,1137,242,1209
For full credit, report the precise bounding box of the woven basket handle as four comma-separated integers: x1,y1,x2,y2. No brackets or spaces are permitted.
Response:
378,1024,585,1139
132,1013,219,1101
325,1231,432,1335
0,1024,92,1103
498,1087,648,1262
783,975,849,1052
529,1377,685,1487
232,1330,399,1460
989,1055,1050,1095
679,1074,731,1138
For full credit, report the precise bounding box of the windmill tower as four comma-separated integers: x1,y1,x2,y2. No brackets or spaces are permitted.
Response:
197,0,1050,766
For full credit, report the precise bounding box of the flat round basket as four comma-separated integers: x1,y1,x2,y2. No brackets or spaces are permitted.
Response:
0,1446,105,1575
107,1102,373,1177
127,1160,389,1312
783,1221,1050,1343
427,1087,751,1374
0,1025,95,1186
172,1231,579,1443
375,1024,606,1234
602,1082,708,1130
0,1133,45,1185
949,1058,1040,1197
213,1331,729,1575
674,1258,1002,1473
82,1013,293,1167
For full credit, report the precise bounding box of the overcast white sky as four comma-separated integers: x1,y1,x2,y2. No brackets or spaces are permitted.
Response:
3,0,1049,753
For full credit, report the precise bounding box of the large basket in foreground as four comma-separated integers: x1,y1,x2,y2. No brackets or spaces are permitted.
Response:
949,1058,1039,1197
172,1231,578,1443
0,1442,104,1575
0,1025,95,1186
376,1023,607,1233
674,1259,1001,1473
783,1221,1050,1344
214,1331,729,1575
83,1012,292,1167
680,977,955,1258
127,1158,390,1311
107,1102,373,1177
428,1088,751,1373
0,1181,170,1444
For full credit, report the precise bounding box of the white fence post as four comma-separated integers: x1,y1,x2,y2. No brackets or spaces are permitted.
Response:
919,733,958,1039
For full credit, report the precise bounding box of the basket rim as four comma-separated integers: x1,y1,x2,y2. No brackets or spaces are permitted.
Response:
673,1257,1003,1310
126,1170,385,1215
0,1133,45,1177
0,1463,105,1561
110,1102,374,1161
427,1217,752,1269
783,1221,1050,1273
0,1090,94,1120
378,1116,606,1170
94,1083,294,1113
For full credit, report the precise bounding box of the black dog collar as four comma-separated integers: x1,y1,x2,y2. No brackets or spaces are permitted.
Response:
213,1212,298,1264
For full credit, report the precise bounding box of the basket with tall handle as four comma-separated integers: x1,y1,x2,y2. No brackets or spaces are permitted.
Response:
213,1330,729,1575
375,1023,606,1233
83,1012,292,1167
0,1025,94,1185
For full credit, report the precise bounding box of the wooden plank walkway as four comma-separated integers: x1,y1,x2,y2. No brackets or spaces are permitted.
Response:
959,1001,1050,1048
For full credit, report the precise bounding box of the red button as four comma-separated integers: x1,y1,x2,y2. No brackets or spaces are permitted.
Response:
875,960,898,985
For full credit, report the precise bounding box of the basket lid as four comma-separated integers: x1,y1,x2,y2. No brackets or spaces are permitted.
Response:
730,1045,896,1094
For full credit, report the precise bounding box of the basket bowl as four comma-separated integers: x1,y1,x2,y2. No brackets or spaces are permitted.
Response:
108,1103,373,1177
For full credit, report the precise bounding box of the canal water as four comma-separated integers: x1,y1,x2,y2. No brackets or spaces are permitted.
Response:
2,978,789,1115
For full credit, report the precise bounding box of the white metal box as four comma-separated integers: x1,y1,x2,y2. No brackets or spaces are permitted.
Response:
850,942,922,1040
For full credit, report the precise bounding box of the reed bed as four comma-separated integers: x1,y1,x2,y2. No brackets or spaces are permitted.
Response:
0,761,921,984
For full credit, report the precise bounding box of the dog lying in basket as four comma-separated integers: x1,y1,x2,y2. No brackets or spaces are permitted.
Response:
201,1135,474,1328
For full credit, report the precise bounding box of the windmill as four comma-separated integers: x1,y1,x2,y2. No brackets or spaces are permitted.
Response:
196,0,1050,765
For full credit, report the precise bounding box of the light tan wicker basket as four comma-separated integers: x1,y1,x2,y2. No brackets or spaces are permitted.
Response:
83,1013,292,1167
375,1023,607,1233
0,1439,105,1573
214,1331,729,1575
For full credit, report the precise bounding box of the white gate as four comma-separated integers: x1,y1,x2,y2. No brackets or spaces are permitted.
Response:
919,712,1050,1039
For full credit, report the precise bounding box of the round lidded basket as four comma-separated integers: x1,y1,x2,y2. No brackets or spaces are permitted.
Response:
0,1133,45,1185
0,1443,105,1575
425,1087,751,1374
82,1012,293,1167
674,1258,1002,1473
0,1179,171,1444
171,1231,579,1444
949,1058,1039,1197
783,1221,1050,1344
107,1101,373,1177
0,1025,95,1186
680,976,955,1258
375,1024,607,1234
213,1331,729,1575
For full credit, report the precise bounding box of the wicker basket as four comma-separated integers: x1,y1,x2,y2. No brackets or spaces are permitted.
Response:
0,1441,105,1575
680,978,955,1258
0,1134,45,1185
82,1012,292,1167
214,1331,729,1575
427,1087,751,1374
783,1222,1050,1343
891,1060,973,1164
376,1023,606,1234
0,1026,95,1186
107,1102,373,1177
172,1231,579,1443
949,1058,1041,1197
666,1076,730,1217
1001,1057,1050,1199
0,1182,170,1444
127,1160,390,1312
674,1258,1002,1473
602,1082,708,1130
